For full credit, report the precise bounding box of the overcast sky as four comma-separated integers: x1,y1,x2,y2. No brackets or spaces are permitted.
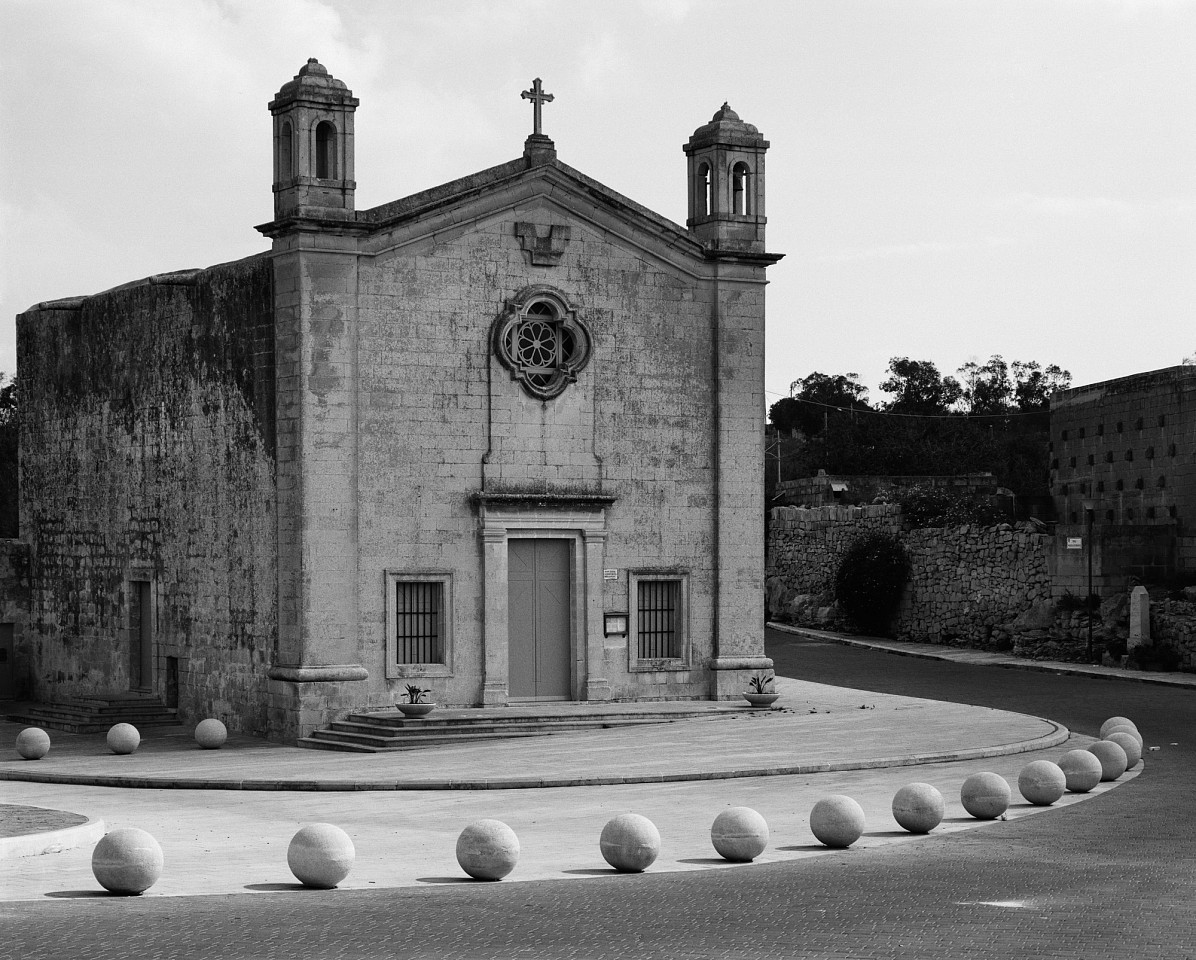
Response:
2,0,1194,405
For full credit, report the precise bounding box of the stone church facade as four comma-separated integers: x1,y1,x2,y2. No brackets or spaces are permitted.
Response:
14,61,781,741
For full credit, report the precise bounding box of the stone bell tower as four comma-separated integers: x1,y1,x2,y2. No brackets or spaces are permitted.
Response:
684,103,781,699
683,103,769,254
268,58,358,221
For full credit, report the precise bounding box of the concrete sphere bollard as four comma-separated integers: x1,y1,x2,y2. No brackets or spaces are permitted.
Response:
194,719,227,750
710,806,770,862
1100,717,1138,740
287,823,355,889
1104,723,1143,749
456,819,520,881
1107,731,1143,769
599,814,661,873
960,772,1011,820
1088,740,1128,781
809,795,866,848
107,723,140,755
891,782,944,834
91,828,164,895
1058,749,1103,793
1018,760,1066,806
16,727,51,760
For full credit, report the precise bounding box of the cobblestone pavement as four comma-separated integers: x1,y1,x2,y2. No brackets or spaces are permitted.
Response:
3,629,1193,960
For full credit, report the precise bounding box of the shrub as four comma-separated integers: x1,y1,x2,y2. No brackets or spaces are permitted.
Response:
898,486,1005,528
833,532,910,635
1127,643,1181,672
1056,592,1099,613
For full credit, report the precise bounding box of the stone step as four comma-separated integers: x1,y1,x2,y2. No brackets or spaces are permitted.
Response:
298,703,756,753
331,716,667,737
342,707,717,729
299,728,558,753
7,695,180,734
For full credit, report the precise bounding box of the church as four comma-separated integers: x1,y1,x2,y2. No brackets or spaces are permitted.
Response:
13,61,782,742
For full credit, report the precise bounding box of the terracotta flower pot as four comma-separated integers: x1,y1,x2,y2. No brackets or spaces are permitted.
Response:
397,702,436,718
743,693,779,708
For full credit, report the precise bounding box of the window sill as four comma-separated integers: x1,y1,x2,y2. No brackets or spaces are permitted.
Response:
386,664,453,680
629,659,690,673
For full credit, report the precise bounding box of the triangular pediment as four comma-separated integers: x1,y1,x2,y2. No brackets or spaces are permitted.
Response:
356,157,706,271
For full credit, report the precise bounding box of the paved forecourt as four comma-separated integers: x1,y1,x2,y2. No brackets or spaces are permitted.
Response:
0,675,1137,901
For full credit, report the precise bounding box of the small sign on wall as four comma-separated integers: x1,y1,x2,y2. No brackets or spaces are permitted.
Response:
603,569,618,580
604,613,628,636
1067,537,1083,550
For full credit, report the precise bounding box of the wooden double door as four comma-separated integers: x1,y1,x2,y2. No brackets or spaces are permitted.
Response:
507,539,572,700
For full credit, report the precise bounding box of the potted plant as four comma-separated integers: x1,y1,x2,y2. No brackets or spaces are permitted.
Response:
397,683,436,718
743,672,780,708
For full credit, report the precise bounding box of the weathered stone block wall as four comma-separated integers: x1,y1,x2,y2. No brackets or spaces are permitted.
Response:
352,205,724,706
767,504,1052,645
0,539,31,696
17,258,277,732
1051,366,1196,538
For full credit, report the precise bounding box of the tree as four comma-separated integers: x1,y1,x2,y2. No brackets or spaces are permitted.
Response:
0,373,16,538
1011,360,1071,411
878,357,962,415
770,372,869,436
957,355,1014,415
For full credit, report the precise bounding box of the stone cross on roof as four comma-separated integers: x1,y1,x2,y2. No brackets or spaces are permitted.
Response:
521,78,554,137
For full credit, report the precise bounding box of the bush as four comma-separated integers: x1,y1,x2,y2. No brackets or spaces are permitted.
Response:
833,533,910,635
1056,592,1099,613
1127,643,1181,672
898,486,1005,528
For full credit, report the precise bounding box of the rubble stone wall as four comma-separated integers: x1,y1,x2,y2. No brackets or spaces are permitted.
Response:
766,503,1052,645
768,503,1196,673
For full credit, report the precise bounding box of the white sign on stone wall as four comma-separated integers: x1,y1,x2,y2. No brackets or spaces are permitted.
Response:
1066,537,1083,550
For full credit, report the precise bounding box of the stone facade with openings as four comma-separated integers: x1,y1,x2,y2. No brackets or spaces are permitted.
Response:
13,62,782,742
1050,366,1196,571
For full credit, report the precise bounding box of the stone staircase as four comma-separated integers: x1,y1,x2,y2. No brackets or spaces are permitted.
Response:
7,693,180,734
299,702,754,753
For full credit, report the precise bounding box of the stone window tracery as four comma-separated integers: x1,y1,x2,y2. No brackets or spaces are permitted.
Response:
493,289,592,400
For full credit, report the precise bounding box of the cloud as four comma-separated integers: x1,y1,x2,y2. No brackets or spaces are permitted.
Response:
994,193,1139,217
812,236,1016,266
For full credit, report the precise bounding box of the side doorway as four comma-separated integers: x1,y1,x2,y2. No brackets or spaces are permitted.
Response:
129,580,154,692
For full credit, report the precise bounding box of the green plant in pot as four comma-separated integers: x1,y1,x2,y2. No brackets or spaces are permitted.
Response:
743,672,780,708
397,683,436,718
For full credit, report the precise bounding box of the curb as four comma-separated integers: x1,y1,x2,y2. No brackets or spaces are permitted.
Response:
770,623,1196,690
0,719,1068,792
0,816,106,859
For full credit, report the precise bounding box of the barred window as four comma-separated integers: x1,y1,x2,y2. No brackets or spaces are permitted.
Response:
637,580,680,659
628,572,689,670
385,572,453,678
396,582,442,664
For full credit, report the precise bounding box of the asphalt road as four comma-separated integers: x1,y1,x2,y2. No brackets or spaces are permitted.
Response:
4,628,1193,960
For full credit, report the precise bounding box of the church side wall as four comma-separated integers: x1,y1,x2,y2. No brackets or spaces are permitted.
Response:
354,213,719,705
17,258,278,732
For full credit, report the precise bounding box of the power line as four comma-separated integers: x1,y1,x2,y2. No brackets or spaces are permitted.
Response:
779,396,1050,421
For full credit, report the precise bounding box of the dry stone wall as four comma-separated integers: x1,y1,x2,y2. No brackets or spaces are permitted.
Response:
767,504,1051,646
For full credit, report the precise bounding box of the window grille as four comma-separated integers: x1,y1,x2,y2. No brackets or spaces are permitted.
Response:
395,581,443,664
637,580,680,659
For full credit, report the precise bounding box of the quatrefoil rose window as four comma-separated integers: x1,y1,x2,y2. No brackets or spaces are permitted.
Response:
493,290,592,400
